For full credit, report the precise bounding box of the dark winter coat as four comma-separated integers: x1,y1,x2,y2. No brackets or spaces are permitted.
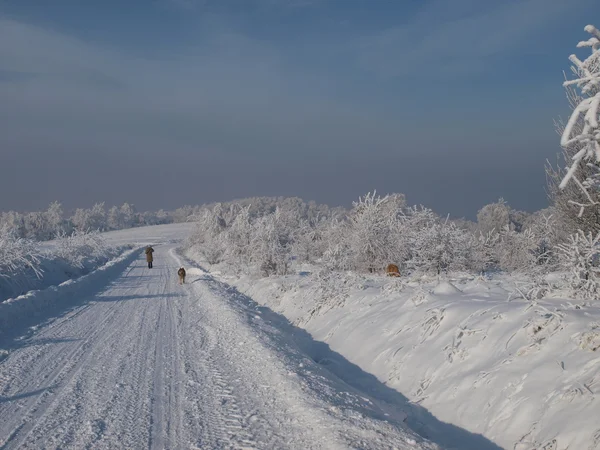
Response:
145,246,154,262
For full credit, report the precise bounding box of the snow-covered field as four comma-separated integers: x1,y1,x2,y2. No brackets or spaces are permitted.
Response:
190,255,600,450
0,224,445,449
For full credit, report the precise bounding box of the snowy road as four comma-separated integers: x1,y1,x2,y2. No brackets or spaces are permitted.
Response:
0,244,436,449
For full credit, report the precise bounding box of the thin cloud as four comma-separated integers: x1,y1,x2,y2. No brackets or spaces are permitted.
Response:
357,0,591,78
159,0,325,11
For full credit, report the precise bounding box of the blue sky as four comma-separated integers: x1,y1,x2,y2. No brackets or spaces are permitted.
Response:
0,0,598,218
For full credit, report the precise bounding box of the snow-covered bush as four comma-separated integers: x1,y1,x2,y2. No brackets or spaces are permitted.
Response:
188,207,228,265
321,219,355,271
556,230,600,299
559,25,600,215
496,226,540,272
0,225,43,281
406,217,471,275
346,192,399,273
0,226,124,302
469,230,500,275
53,230,109,269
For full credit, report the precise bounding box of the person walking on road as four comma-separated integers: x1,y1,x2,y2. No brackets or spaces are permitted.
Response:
145,246,154,269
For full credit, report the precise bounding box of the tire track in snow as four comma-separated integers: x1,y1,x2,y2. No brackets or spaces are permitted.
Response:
1,265,161,449
0,295,132,449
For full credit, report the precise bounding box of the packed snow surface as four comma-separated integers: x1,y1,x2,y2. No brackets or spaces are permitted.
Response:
0,225,440,449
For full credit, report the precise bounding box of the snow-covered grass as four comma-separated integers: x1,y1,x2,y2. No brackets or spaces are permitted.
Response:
186,247,600,450
0,230,131,303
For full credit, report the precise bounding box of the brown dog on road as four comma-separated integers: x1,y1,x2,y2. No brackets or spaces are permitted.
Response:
178,267,186,284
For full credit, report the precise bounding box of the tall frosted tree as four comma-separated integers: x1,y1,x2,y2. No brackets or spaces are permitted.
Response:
558,25,600,216
45,201,66,238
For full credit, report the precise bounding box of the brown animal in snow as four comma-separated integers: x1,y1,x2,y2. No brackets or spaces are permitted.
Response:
178,267,186,284
386,264,401,277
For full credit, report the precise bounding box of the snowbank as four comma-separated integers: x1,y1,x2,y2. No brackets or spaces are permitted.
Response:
0,229,135,303
186,249,600,450
0,247,142,340
0,246,131,303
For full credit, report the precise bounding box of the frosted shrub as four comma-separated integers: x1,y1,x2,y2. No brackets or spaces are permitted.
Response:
476,199,512,235
397,206,439,266
201,233,227,265
407,218,471,275
188,207,228,265
347,192,398,273
291,219,324,263
496,226,540,272
54,230,109,268
556,230,600,299
224,205,253,267
321,220,354,271
470,230,500,275
0,225,43,279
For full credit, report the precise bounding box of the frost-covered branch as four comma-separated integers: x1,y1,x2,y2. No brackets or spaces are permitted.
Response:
559,25,600,205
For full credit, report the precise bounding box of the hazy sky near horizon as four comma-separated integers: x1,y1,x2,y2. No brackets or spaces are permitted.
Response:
0,0,598,218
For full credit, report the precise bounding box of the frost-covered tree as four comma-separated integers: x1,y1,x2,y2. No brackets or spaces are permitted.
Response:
224,205,253,267
173,205,195,223
396,205,438,265
155,209,171,224
470,230,500,275
558,25,600,215
250,208,293,276
44,201,67,238
106,206,118,230
71,208,92,232
119,203,136,229
476,199,511,235
0,212,25,238
322,219,354,271
524,211,560,267
23,211,48,240
547,87,600,235
89,202,107,231
346,192,400,273
188,205,228,264
292,218,325,264
71,202,106,232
